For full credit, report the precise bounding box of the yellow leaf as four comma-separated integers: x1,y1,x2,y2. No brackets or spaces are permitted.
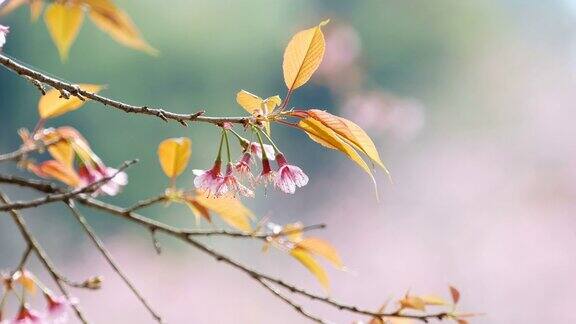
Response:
282,20,329,91
420,295,448,306
236,90,263,114
282,222,304,243
290,247,329,290
184,196,211,223
13,270,37,295
44,2,84,61
194,192,253,232
30,0,43,21
89,5,158,55
399,296,426,312
297,237,343,269
43,132,74,167
157,137,192,180
38,84,103,119
299,117,374,180
263,95,282,113
307,109,387,172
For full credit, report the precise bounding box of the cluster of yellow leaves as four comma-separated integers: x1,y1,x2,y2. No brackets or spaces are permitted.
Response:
296,109,388,193
157,137,253,233
267,222,343,291
367,286,478,324
236,90,281,135
1,0,157,60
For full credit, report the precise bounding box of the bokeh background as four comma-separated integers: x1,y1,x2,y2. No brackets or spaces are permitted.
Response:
2,0,576,323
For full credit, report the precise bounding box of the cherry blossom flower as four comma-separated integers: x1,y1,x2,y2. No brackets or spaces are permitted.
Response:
257,158,275,187
12,304,44,324
44,294,73,324
0,25,8,49
78,164,128,196
234,152,253,178
274,153,309,194
193,160,226,196
249,142,275,161
222,163,254,197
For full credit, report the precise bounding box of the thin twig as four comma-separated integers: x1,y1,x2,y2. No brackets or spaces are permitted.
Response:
0,137,62,163
64,200,164,323
256,278,328,324
0,159,137,212
0,176,448,323
125,195,167,213
0,54,250,126
0,191,89,324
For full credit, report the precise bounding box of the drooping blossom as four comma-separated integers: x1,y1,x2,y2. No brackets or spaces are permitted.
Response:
44,294,72,324
193,160,226,196
234,152,253,178
257,158,275,187
0,25,8,49
78,163,128,196
222,163,254,197
249,142,275,161
12,304,43,324
274,153,309,194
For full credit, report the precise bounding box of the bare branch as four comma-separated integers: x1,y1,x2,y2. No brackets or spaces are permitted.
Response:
64,201,164,323
0,191,90,324
0,137,62,163
0,54,251,126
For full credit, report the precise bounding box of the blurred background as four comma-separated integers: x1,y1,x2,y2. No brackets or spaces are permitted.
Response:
1,0,576,323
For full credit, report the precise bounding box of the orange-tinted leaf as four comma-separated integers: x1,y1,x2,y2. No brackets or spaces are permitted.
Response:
44,2,84,61
157,137,191,180
38,84,103,119
449,286,461,304
89,5,158,55
298,117,374,179
194,192,253,232
283,20,329,91
184,197,211,223
29,160,81,187
307,109,387,172
290,247,329,290
296,237,343,269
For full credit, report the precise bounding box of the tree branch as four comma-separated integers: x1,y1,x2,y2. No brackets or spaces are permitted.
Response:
0,54,251,126
64,200,164,323
0,159,137,212
0,191,90,324
0,175,449,323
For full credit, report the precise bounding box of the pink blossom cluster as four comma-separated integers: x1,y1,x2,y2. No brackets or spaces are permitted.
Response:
193,142,309,196
0,294,72,324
